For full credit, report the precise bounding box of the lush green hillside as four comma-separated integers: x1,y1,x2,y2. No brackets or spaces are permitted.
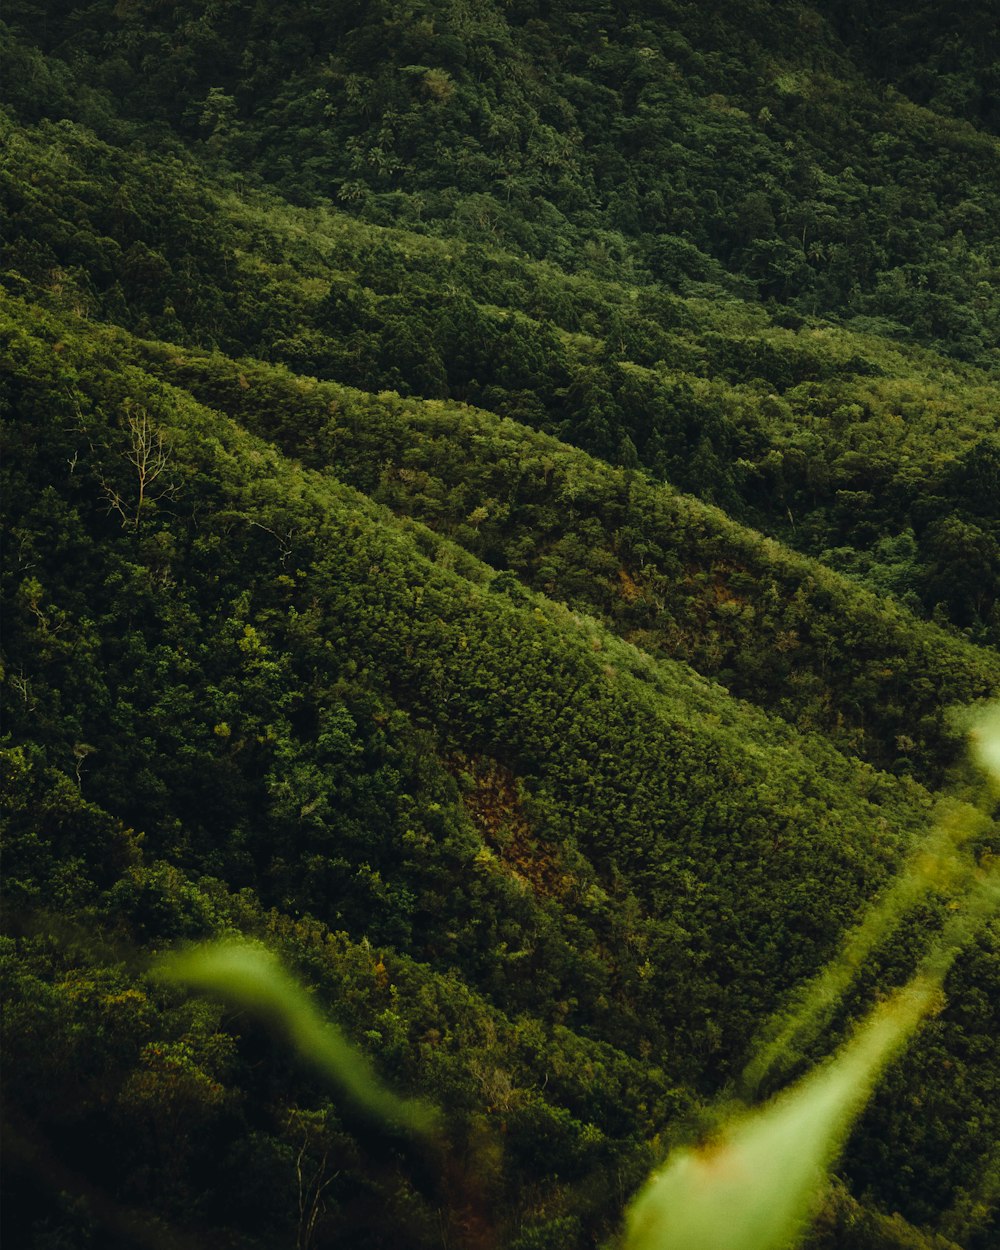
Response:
5,291,998,1250
6,1,1000,363
3,110,998,648
2,4,998,1250
131,335,1000,785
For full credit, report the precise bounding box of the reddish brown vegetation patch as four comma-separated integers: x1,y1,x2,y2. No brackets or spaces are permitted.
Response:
455,756,572,900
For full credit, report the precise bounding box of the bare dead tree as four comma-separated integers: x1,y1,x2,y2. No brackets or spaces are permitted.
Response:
99,401,178,528
296,1138,336,1250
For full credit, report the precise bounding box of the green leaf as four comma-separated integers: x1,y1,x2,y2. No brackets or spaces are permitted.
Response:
154,940,439,1137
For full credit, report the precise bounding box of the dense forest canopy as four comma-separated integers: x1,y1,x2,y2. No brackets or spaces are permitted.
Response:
1,3,998,1249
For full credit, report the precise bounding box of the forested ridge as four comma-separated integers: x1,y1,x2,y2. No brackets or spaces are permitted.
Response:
1,4,998,1249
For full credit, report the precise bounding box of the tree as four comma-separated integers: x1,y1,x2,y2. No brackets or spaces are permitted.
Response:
97,401,177,529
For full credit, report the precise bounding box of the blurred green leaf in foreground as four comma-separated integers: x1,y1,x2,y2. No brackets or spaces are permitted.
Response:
155,708,1000,1250
155,941,439,1139
624,704,1000,1250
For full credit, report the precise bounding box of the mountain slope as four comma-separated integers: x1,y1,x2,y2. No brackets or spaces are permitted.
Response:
3,108,998,649
3,288,998,1249
2,6,999,1250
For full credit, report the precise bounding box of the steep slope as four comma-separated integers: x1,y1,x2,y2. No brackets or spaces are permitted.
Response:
3,293,998,1249
133,335,1000,785
3,113,999,650
2,5,999,1249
